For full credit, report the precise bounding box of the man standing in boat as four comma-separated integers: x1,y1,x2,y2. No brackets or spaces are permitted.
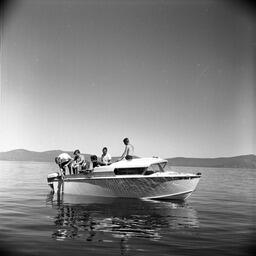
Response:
118,137,134,161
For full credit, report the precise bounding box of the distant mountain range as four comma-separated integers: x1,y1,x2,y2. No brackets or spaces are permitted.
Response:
0,149,109,163
0,149,256,169
166,155,256,169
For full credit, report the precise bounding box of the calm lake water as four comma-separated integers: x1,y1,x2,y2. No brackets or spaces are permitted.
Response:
0,161,255,256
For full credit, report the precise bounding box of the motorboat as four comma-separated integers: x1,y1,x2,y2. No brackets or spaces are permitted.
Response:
47,157,201,200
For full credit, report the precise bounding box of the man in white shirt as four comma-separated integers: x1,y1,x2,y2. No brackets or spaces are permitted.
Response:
55,152,73,175
100,147,112,165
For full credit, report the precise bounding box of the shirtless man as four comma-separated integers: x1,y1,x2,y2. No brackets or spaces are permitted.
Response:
118,137,134,161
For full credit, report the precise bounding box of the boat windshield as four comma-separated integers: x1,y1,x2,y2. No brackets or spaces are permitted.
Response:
144,162,166,175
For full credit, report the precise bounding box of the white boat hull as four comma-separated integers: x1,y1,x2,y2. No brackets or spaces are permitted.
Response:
51,175,200,200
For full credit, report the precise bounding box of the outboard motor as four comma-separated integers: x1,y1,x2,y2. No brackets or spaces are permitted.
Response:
47,172,60,191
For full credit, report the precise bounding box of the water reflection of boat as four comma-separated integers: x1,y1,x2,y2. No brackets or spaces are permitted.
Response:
46,192,199,244
47,158,201,200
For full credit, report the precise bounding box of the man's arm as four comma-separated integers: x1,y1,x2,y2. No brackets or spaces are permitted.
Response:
63,158,73,167
108,154,112,163
118,146,127,161
57,164,65,177
76,155,85,165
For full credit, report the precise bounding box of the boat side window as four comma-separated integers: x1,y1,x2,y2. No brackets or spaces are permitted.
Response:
114,168,146,175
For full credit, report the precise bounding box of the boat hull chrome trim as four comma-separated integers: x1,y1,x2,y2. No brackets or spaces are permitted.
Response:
63,175,201,182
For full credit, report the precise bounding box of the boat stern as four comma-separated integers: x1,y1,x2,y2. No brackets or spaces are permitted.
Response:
47,172,61,192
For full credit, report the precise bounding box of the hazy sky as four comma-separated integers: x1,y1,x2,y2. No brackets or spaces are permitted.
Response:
0,0,255,158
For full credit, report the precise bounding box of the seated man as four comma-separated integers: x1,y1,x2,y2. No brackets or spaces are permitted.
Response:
72,149,86,174
118,137,134,161
88,155,100,170
55,152,73,176
100,147,112,165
